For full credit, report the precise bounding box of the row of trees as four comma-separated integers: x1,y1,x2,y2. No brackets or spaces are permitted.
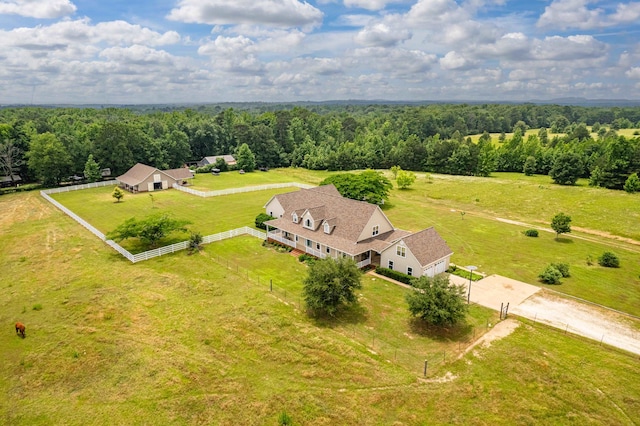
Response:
1,104,638,189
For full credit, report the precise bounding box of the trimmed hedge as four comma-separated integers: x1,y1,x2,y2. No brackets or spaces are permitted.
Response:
375,267,414,285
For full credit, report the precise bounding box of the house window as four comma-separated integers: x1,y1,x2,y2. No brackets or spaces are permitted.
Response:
388,260,394,270
397,246,406,257
316,243,320,250
295,235,299,242
407,267,413,276
306,239,312,247
292,213,298,223
326,247,330,254
324,222,330,234
305,218,312,228
372,225,379,236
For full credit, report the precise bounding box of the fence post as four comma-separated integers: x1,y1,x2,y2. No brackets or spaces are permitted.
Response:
423,360,428,377
270,279,272,292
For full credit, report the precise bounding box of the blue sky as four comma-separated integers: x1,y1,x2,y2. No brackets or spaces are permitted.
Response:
0,0,639,104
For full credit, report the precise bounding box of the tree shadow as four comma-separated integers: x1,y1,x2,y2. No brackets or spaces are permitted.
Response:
408,318,473,342
554,237,574,244
308,303,369,328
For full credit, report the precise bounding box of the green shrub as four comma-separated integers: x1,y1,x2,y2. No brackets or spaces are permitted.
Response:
550,262,570,277
375,267,414,285
32,303,43,311
278,411,293,425
298,254,316,265
524,229,539,237
255,213,275,230
539,265,562,284
188,232,203,254
598,252,620,268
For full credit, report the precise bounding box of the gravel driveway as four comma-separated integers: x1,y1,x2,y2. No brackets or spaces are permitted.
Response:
451,274,640,355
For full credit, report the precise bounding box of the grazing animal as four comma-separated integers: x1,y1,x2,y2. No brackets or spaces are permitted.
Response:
15,322,25,338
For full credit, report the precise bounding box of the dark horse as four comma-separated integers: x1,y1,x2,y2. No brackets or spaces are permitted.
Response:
15,322,25,338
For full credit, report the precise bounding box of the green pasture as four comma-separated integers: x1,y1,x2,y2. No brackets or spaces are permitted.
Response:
2,192,640,425
467,127,640,144
50,167,640,314
50,186,296,253
188,169,303,191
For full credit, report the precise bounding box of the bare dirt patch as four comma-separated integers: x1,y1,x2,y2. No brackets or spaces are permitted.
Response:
512,292,640,355
459,319,520,359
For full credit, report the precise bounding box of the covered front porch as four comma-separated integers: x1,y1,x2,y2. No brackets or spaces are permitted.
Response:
267,228,373,268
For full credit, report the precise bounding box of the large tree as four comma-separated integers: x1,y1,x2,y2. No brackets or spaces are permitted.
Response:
27,132,72,186
84,154,102,183
0,140,23,182
549,152,584,185
236,143,256,172
303,257,362,317
406,274,467,326
320,170,392,204
106,214,190,248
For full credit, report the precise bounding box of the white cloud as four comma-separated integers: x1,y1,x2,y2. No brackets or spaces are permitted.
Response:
354,23,410,47
538,0,640,30
439,50,475,70
0,0,76,19
627,67,640,79
344,0,399,11
167,0,323,29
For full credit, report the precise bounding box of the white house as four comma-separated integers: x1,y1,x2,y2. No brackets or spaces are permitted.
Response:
264,185,452,273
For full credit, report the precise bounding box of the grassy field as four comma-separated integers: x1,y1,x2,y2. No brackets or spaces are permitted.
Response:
50,168,640,315
188,169,302,190
467,127,640,143
2,191,640,425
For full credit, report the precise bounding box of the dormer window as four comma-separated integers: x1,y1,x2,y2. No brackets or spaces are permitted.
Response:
305,218,312,228
324,222,330,234
372,225,379,236
292,213,298,223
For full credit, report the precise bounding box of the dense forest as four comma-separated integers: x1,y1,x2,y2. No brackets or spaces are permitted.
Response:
1,103,639,190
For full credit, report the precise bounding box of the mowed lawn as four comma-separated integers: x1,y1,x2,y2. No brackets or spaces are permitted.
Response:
2,191,640,425
188,169,305,190
50,185,298,253
50,168,640,314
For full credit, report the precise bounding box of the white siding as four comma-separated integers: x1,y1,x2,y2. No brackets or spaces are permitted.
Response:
357,207,394,242
264,198,285,218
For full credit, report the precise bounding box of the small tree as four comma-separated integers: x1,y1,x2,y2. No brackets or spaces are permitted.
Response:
84,154,102,183
550,213,571,239
303,257,362,317
598,252,620,268
624,173,640,193
188,232,203,254
396,170,416,189
406,275,467,326
107,214,190,248
112,186,125,203
390,165,401,179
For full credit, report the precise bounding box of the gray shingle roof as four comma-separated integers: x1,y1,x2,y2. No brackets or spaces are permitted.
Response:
116,163,158,186
401,227,453,267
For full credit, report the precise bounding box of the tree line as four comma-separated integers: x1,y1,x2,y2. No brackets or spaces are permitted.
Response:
0,103,639,190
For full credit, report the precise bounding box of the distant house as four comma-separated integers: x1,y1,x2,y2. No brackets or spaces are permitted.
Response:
264,185,452,274
116,163,194,193
0,174,22,188
198,155,237,167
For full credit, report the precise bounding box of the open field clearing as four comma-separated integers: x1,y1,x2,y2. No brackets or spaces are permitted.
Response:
188,169,303,190
467,127,640,144
49,168,640,315
2,191,640,425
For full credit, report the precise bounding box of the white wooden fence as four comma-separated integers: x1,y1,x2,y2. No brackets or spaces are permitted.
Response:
39,179,301,263
173,182,313,197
